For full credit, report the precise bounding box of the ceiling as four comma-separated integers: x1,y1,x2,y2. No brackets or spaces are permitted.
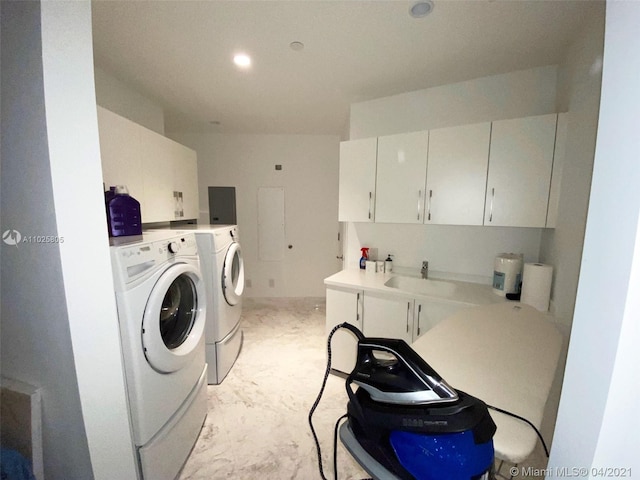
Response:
91,0,599,136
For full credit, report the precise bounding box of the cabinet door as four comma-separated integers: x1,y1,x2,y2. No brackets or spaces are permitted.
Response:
171,141,199,221
546,113,568,228
97,107,145,202
363,293,413,344
139,128,175,223
425,123,490,225
413,301,468,342
326,288,364,373
485,114,557,227
375,131,429,224
338,138,377,222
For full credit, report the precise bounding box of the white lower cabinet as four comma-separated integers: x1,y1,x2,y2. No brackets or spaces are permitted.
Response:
362,293,413,343
325,287,363,374
326,286,475,373
413,300,468,341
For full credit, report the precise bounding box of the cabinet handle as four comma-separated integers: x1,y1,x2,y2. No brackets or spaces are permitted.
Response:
368,191,372,220
356,293,361,323
417,304,422,336
417,190,422,221
489,188,495,222
427,190,432,221
406,302,411,333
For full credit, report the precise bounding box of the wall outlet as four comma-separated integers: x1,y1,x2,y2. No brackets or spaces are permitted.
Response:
246,279,252,288
268,279,275,288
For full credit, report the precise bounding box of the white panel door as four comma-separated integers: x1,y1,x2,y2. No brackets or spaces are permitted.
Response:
485,114,557,227
325,287,363,374
425,122,490,225
375,131,429,224
338,138,378,222
363,293,413,344
257,187,285,261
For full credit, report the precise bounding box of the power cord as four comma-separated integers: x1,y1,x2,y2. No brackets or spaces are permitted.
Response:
486,404,549,457
308,323,367,480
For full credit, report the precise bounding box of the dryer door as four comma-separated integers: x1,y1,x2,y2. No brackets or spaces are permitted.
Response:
222,242,244,306
142,263,206,373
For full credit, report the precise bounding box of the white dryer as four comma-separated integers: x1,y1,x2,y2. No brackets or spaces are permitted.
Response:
167,225,245,384
204,225,244,384
110,231,207,480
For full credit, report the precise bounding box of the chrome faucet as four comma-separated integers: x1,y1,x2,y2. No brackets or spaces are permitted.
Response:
421,261,429,279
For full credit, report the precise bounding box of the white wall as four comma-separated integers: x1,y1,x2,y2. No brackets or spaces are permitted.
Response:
94,66,165,135
171,133,341,297
548,1,640,471
349,66,558,139
1,2,138,479
344,67,558,280
540,4,605,327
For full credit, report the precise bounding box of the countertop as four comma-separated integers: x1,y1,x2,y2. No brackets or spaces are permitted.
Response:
324,268,509,307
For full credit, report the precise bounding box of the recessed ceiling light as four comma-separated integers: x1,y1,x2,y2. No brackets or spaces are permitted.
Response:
289,41,304,51
233,53,251,68
409,0,434,18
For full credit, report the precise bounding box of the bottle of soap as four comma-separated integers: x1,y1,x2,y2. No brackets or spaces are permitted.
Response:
359,248,369,270
385,254,393,273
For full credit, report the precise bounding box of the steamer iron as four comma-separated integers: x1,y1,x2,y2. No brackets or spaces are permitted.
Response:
342,332,497,480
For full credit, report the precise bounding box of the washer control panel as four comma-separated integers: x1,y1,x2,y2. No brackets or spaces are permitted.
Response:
110,233,198,288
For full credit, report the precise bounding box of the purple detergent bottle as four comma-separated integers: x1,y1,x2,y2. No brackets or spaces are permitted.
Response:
106,185,142,237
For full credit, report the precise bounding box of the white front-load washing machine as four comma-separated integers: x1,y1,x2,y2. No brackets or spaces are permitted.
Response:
110,231,207,480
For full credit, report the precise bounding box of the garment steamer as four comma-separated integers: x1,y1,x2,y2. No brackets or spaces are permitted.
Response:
309,323,497,480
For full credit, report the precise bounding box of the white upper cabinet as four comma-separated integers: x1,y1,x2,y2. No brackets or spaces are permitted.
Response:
338,138,377,222
97,106,199,224
425,122,491,225
170,138,199,221
484,114,557,227
375,131,429,224
139,126,175,223
97,107,145,202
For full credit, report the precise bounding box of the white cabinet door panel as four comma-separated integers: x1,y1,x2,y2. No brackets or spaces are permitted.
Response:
363,293,413,344
413,301,468,342
97,107,145,203
375,131,429,224
338,138,377,222
171,141,199,220
485,114,557,227
140,128,174,223
326,288,363,374
425,122,490,225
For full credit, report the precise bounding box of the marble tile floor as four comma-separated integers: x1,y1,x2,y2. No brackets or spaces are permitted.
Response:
179,297,549,480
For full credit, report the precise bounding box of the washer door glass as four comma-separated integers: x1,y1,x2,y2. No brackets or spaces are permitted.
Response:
160,274,196,349
142,263,206,373
222,242,244,306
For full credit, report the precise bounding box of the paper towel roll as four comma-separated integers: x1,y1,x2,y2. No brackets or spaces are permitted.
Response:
493,253,523,296
521,263,553,311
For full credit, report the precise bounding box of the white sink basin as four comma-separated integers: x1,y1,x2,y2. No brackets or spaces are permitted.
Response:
384,275,457,297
